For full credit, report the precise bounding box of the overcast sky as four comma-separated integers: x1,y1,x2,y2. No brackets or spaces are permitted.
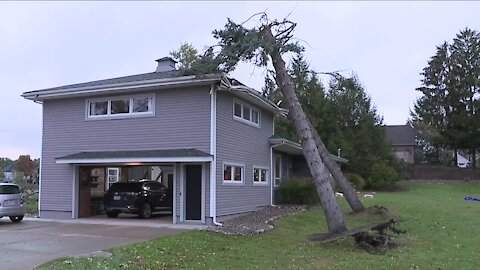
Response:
1,1,479,160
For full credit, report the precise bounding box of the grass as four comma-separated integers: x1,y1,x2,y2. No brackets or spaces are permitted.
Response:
38,183,480,270
24,192,38,216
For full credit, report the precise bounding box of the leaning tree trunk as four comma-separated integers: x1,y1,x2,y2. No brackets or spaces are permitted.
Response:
263,27,347,234
308,122,365,212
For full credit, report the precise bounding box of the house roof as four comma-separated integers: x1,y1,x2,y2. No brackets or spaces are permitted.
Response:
55,149,213,164
27,70,185,93
269,136,348,164
22,67,282,114
384,125,416,146
3,164,15,172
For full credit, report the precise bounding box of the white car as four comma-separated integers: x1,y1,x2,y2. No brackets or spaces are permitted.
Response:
0,183,25,222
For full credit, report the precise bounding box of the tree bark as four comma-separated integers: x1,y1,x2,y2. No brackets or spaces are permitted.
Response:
471,149,476,168
308,122,365,212
263,27,347,234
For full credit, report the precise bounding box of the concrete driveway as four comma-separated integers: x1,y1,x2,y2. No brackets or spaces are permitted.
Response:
0,217,198,270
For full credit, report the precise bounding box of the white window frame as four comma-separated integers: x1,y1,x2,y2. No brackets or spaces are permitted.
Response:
222,162,245,185
274,154,282,187
253,166,269,185
86,94,155,120
232,98,260,127
106,167,120,190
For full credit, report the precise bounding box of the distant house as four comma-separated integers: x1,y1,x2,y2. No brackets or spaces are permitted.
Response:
385,125,416,164
456,152,470,168
3,164,16,182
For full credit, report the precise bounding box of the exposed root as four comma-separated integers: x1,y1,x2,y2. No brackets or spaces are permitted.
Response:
310,218,406,254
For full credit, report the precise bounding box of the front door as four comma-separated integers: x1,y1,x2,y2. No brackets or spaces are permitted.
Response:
185,165,202,221
78,167,91,218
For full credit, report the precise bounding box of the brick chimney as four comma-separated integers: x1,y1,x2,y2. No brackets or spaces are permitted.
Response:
155,57,177,72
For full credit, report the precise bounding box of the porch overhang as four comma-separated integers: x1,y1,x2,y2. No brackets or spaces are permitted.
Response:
56,149,213,164
269,136,348,164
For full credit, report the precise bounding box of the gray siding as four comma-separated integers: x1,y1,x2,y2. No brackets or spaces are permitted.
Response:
40,87,211,217
215,91,274,217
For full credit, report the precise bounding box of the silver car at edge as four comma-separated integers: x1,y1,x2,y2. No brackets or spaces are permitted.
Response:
0,183,25,222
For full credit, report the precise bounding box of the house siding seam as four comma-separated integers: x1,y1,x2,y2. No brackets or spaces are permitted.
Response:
215,91,274,217
40,87,211,217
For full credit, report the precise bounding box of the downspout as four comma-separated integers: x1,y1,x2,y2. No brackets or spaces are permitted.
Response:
270,117,276,206
209,84,222,226
270,145,276,207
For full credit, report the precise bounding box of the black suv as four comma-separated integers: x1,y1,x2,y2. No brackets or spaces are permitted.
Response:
103,181,172,219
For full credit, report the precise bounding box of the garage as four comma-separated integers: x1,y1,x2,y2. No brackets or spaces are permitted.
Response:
78,165,175,222
55,149,212,224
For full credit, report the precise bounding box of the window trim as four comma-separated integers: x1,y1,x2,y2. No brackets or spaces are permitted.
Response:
222,162,245,185
274,154,282,187
253,166,269,186
85,94,155,120
106,167,120,190
232,98,260,127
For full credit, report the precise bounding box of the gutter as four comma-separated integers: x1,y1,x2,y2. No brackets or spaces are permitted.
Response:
22,74,222,101
216,76,283,115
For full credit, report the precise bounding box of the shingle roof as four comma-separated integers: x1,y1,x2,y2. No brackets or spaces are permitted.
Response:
385,125,416,146
56,149,211,160
22,65,281,114
3,164,15,172
27,70,185,94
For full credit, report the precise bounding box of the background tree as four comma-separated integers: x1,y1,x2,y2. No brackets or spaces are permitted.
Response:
170,44,222,76
17,155,34,177
266,56,393,184
412,28,480,167
327,75,392,180
449,28,480,167
0,157,14,170
169,43,199,70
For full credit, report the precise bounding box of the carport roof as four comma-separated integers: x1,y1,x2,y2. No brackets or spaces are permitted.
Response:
56,149,213,164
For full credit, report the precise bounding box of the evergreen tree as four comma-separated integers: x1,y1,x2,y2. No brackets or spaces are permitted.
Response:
327,76,391,179
412,28,480,167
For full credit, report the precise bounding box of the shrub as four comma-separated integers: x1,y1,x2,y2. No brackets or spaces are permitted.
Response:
345,173,366,191
276,178,319,205
367,163,399,191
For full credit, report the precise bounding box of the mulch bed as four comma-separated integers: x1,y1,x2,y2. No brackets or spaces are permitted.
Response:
206,205,306,235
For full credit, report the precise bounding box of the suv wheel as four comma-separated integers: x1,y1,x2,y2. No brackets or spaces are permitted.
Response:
10,216,24,223
106,211,119,218
139,202,152,219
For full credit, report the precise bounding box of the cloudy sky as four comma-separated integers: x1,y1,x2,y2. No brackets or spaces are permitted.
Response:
1,1,479,159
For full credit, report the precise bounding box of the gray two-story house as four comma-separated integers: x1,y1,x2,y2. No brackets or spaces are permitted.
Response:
22,57,289,225
23,57,346,225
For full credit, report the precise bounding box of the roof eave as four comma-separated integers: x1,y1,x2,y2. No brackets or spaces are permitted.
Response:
269,137,349,163
216,78,283,115
22,74,222,101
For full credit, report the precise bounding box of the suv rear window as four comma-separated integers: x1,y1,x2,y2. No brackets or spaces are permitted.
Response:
109,183,143,192
0,185,20,194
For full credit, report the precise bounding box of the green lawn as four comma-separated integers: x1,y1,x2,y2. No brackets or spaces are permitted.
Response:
39,183,480,270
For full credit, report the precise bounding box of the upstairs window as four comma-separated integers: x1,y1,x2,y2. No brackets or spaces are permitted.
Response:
233,99,260,126
87,95,154,119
